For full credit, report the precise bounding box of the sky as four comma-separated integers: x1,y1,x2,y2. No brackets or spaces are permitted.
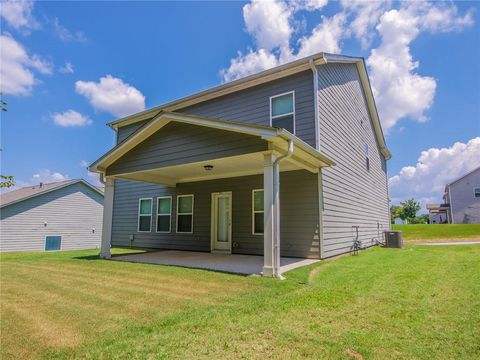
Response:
0,0,479,212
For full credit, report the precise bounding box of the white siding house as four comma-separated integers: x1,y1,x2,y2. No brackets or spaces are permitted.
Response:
0,179,104,252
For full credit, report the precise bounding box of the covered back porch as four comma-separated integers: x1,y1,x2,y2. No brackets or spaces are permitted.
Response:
90,112,334,277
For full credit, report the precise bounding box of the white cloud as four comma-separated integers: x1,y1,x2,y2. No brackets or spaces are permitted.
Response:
0,33,53,95
389,137,480,209
0,0,38,31
51,17,87,42
59,62,74,74
75,75,146,118
291,0,328,12
297,13,346,57
221,49,280,82
341,0,391,49
243,0,293,51
11,169,70,190
52,110,92,127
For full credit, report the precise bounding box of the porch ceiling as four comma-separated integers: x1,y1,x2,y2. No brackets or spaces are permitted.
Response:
114,151,303,186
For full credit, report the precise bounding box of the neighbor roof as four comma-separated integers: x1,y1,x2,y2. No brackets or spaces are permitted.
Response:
446,166,480,189
106,52,391,160
0,179,103,209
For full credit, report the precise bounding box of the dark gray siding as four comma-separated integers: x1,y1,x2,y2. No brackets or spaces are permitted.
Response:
317,63,390,258
449,169,480,224
117,120,149,143
178,70,316,147
107,122,268,176
111,170,320,258
0,183,103,252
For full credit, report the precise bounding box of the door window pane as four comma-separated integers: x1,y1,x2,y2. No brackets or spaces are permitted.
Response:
217,197,229,242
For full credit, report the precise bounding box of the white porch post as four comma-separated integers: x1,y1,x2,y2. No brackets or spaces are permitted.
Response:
263,153,277,277
100,177,115,259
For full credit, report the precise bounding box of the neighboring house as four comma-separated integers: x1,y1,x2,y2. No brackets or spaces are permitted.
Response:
427,167,480,224
394,217,406,225
90,52,392,277
0,179,104,252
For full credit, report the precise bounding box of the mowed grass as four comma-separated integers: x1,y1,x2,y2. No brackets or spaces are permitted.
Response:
1,245,479,359
393,224,480,242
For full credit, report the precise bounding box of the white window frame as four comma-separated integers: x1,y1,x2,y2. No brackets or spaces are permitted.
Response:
252,189,264,235
156,196,172,233
474,187,480,198
137,198,153,233
270,91,296,134
176,194,194,233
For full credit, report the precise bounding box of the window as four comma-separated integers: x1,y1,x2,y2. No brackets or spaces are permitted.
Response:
138,198,152,232
475,187,480,198
365,143,370,171
252,189,264,235
45,236,61,251
157,197,172,232
177,195,194,233
270,91,295,134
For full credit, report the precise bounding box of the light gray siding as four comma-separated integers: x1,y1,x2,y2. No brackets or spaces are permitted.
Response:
449,169,480,224
317,63,390,258
111,170,320,258
0,183,103,252
108,122,267,176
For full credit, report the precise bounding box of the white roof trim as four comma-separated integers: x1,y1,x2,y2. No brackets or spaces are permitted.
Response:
89,111,334,174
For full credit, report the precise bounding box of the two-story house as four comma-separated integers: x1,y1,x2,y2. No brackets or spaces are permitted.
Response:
89,52,392,277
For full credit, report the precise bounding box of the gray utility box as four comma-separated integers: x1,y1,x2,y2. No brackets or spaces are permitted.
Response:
384,230,403,248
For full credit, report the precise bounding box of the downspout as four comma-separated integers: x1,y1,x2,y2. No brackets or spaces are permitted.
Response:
309,59,320,150
273,139,294,279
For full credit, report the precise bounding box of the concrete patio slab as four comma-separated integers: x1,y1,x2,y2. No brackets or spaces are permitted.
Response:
113,250,319,275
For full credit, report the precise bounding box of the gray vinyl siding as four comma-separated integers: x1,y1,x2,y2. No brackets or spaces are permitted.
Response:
108,122,268,176
0,183,103,252
111,170,320,258
117,120,149,143
115,71,315,147
317,63,390,258
449,169,480,224
178,70,316,148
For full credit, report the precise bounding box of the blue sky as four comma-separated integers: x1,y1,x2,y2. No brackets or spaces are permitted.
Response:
1,0,479,210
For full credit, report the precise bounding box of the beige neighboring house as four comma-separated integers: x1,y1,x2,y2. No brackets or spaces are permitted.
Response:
0,179,104,252
427,167,480,224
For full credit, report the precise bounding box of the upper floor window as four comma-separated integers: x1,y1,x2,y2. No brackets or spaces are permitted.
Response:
474,187,480,198
270,91,295,134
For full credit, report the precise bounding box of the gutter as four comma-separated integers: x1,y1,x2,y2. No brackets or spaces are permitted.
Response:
272,139,294,279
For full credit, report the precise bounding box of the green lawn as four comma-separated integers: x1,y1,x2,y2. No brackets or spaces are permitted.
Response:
393,224,480,241
1,245,479,359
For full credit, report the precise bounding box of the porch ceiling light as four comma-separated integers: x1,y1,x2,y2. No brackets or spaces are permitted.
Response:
204,165,214,171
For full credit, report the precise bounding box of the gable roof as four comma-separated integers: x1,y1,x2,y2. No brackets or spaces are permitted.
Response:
89,111,335,174
0,179,103,209
446,166,480,189
106,52,391,160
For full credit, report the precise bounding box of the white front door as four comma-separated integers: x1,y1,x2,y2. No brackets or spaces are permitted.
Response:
211,192,232,253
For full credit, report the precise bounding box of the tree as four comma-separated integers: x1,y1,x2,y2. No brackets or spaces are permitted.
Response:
400,198,421,221
390,205,404,223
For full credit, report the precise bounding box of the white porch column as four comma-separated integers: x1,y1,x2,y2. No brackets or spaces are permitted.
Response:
263,153,277,277
100,177,115,259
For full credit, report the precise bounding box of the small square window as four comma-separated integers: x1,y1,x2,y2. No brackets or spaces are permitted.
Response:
45,236,61,251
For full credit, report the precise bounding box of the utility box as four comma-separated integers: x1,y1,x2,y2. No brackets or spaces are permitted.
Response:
384,230,403,248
